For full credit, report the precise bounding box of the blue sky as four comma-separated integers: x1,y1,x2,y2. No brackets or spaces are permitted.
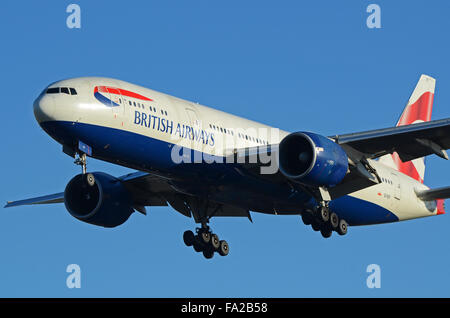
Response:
1,0,450,297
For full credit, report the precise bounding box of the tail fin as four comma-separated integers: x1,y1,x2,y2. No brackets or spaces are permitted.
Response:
379,74,436,183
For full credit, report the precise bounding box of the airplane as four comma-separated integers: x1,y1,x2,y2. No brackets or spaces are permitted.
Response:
5,74,450,259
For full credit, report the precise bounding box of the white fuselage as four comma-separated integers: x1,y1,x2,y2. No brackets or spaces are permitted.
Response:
33,77,440,225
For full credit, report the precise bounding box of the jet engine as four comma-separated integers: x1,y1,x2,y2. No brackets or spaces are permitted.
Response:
278,132,348,187
64,172,134,227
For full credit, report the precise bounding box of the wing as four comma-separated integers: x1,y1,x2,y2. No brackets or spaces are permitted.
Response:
333,118,450,162
5,170,251,219
415,186,450,201
5,193,64,208
227,118,450,201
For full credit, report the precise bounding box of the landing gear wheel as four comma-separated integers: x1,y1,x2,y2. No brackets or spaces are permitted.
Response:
210,234,220,250
202,245,214,259
193,238,203,253
218,240,229,256
337,219,348,236
311,220,321,232
330,212,339,230
320,228,332,238
301,213,312,226
199,231,211,245
86,173,95,187
318,206,330,223
183,230,195,247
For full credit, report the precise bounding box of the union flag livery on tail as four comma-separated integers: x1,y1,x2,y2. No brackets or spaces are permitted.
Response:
5,74,450,259
380,75,435,183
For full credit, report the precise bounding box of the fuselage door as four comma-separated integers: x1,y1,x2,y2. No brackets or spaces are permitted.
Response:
391,172,401,200
185,107,203,151
108,87,124,115
186,107,201,129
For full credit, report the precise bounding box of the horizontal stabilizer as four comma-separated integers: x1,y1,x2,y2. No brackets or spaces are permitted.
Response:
4,193,64,208
415,186,450,201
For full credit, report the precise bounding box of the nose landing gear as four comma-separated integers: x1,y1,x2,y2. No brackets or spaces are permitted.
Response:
183,224,230,259
74,152,87,174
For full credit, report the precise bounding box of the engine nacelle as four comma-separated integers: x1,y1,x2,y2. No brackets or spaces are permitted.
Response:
279,132,348,187
64,172,134,228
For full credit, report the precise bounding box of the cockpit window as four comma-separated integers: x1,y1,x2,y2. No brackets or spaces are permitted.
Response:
46,87,77,95
46,87,60,94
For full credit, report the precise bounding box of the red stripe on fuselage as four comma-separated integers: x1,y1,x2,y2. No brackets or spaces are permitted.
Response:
94,86,153,101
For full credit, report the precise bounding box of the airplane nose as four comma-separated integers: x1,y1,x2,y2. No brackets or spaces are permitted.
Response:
33,95,55,124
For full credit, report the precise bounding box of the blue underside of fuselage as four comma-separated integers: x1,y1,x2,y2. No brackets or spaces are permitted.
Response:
40,120,399,226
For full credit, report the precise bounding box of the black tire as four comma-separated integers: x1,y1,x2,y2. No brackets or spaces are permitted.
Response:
183,230,195,247
320,228,332,238
301,213,312,225
319,206,330,223
193,242,203,252
337,219,348,236
330,212,339,230
199,231,211,245
86,173,95,187
218,240,229,256
203,245,214,259
311,220,321,231
210,234,220,250
193,235,203,252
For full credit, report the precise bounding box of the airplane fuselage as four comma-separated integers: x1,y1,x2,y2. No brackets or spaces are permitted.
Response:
33,77,442,226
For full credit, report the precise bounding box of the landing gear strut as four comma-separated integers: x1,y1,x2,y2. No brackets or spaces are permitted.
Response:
74,153,87,174
183,221,230,259
301,202,349,239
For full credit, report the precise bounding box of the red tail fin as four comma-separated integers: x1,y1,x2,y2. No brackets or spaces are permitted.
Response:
391,75,436,183
437,199,446,215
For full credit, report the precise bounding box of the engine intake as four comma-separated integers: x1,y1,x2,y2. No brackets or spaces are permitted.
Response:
279,132,348,187
64,172,134,227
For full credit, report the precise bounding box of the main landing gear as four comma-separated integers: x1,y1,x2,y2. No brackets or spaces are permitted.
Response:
301,203,348,239
183,223,229,259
